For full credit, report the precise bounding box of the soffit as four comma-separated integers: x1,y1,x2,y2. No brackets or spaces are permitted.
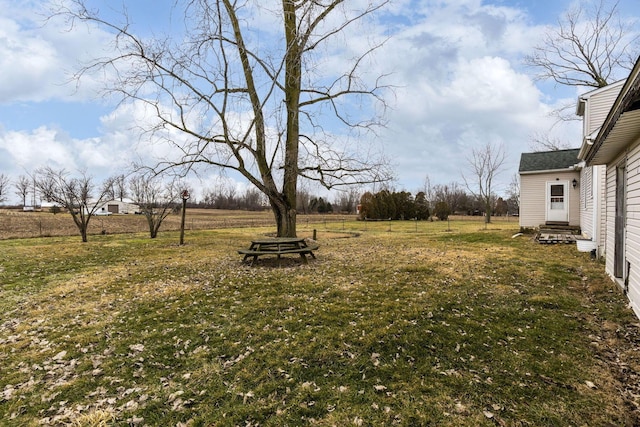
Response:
589,109,640,164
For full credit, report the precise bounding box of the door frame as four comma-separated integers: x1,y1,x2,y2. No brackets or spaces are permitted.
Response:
546,180,569,223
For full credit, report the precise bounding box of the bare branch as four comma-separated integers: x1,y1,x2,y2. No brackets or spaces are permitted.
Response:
525,0,639,89
528,131,574,152
34,167,115,242
0,173,10,204
129,173,181,238
14,175,31,207
56,0,392,237
462,142,506,223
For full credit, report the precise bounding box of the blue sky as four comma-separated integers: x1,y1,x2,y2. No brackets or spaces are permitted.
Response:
1,0,640,204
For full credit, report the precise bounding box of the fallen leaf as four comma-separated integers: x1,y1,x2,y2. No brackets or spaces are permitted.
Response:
52,351,67,361
129,344,145,353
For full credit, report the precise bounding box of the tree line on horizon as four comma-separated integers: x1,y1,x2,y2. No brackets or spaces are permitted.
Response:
358,185,518,221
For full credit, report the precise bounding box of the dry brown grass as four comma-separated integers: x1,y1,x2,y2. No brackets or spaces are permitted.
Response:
0,208,355,240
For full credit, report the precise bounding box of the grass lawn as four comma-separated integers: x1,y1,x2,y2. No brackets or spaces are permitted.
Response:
1,218,639,426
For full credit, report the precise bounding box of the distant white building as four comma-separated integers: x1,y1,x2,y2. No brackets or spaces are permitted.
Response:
93,198,141,215
40,201,61,211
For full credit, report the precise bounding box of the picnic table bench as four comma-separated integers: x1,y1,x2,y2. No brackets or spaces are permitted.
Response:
238,237,319,265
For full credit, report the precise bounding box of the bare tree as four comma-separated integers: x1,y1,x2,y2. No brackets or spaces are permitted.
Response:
526,0,638,89
421,175,434,212
462,142,506,224
14,175,31,207
0,173,10,204
528,131,574,152
56,0,393,237
334,187,360,214
296,188,312,215
506,173,520,216
106,174,128,201
526,0,639,123
240,188,265,211
35,167,115,242
129,174,180,239
432,182,468,215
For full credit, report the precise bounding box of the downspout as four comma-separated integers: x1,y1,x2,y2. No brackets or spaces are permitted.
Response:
592,166,600,256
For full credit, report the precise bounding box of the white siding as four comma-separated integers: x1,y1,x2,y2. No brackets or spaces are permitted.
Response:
519,173,545,228
95,200,140,214
578,82,622,256
580,166,594,238
519,171,581,228
582,81,625,137
626,142,640,319
605,162,617,281
581,164,607,254
604,139,640,320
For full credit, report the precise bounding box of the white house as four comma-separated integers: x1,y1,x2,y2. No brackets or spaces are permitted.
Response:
576,80,626,256
580,58,640,320
518,149,581,229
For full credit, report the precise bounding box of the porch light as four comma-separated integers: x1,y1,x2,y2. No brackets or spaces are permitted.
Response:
572,178,578,189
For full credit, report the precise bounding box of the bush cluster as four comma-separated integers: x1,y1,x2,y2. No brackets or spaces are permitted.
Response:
359,190,429,220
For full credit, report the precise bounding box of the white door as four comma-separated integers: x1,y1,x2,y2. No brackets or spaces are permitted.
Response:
547,181,568,223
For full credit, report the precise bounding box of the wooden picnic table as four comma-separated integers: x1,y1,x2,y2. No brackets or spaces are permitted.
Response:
238,237,319,265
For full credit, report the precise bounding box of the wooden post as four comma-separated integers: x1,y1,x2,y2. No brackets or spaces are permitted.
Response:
180,190,190,245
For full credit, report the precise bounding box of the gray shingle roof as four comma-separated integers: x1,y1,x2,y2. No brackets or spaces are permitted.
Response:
518,149,580,173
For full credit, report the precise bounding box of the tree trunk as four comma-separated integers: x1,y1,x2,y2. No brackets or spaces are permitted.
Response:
149,220,158,238
484,198,492,224
280,0,300,238
271,196,297,237
73,213,89,242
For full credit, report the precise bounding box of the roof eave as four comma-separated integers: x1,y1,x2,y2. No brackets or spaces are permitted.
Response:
519,168,579,175
588,110,640,164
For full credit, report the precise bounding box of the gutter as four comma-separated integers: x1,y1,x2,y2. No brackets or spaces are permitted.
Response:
519,168,580,175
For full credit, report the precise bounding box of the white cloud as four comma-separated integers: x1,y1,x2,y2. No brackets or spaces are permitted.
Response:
0,0,602,202
0,15,62,103
352,0,580,191
0,1,117,104
0,126,78,171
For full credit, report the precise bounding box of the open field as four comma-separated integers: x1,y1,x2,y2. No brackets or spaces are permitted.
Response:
1,218,639,426
0,208,516,240
0,209,286,240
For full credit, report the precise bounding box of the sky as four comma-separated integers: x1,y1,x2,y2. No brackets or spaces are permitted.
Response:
1,0,640,205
